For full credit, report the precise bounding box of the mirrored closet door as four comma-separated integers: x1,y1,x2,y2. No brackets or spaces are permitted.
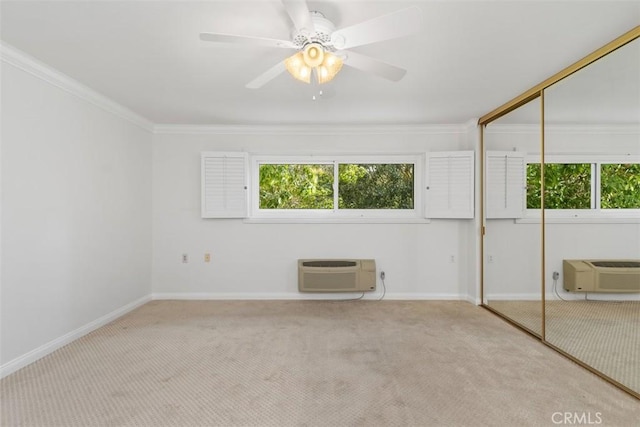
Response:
543,36,640,395
483,98,543,336
481,26,639,398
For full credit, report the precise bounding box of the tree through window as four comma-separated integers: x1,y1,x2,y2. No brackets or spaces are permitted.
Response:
338,164,414,209
526,162,640,210
258,162,415,211
527,163,591,209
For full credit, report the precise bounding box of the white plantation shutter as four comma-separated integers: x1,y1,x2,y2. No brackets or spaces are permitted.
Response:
485,151,525,218
426,151,475,218
201,152,248,218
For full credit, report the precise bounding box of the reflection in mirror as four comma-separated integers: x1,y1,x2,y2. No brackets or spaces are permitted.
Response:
484,98,542,336
543,37,639,395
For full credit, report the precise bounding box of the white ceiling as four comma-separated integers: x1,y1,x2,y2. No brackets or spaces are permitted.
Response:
1,1,638,126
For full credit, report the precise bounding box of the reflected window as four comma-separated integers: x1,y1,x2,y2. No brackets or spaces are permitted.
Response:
525,161,640,211
601,164,640,209
527,163,591,209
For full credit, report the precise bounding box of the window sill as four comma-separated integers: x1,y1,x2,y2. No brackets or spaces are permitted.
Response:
515,216,640,224
243,217,431,224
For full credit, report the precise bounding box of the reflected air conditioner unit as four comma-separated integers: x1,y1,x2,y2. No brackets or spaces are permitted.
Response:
298,259,376,293
563,260,640,293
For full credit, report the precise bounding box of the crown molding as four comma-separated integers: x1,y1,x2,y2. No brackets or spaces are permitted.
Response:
0,42,477,135
485,123,640,135
464,118,479,130
1,42,154,132
152,123,469,136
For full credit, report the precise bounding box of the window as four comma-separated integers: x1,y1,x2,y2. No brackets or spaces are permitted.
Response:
252,155,421,219
202,151,475,222
601,164,640,209
523,155,640,219
338,164,414,209
259,164,334,209
526,163,592,209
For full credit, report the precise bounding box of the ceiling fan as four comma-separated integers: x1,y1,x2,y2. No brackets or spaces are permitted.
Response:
199,0,423,89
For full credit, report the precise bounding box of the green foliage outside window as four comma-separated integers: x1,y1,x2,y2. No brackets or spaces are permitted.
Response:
601,164,640,209
259,164,333,209
527,163,640,209
526,164,591,209
258,163,414,210
338,164,414,209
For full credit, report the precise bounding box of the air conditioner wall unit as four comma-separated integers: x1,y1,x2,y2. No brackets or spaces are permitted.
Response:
563,259,640,293
298,259,376,293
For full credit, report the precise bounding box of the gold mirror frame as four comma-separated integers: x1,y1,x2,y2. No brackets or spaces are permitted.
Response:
479,25,640,399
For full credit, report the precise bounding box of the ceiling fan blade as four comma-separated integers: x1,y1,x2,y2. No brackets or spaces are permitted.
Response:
281,0,315,34
331,7,422,50
246,60,287,89
200,33,295,49
342,51,407,82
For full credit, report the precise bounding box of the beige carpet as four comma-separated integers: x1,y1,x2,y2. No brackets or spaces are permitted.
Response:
1,301,639,426
486,300,543,336
488,299,639,394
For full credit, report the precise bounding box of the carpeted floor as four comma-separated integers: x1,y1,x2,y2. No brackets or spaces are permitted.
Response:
486,300,543,336
487,299,639,393
1,301,639,426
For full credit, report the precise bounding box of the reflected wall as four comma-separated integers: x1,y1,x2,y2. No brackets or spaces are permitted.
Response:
483,98,542,336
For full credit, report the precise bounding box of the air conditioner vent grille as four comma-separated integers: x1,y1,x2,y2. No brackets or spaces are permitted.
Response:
302,260,357,268
591,261,640,268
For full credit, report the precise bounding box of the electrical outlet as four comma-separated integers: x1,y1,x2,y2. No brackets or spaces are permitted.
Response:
182,254,188,263
553,271,560,280
488,255,494,263
450,255,455,263
204,253,211,263
380,271,385,280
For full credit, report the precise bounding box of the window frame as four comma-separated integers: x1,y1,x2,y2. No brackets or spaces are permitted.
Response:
521,154,640,221
249,154,424,220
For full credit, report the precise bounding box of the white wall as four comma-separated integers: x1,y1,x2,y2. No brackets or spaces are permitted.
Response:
1,58,153,370
152,129,477,300
484,125,640,300
484,220,542,299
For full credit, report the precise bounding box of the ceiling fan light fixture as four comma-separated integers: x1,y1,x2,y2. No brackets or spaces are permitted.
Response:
317,52,343,84
302,43,324,68
285,45,342,85
284,52,312,83
202,4,420,89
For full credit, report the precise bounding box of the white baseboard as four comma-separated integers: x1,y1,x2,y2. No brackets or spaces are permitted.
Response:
0,295,151,379
484,293,542,301
484,293,588,301
465,295,481,305
152,292,467,301
376,293,466,300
